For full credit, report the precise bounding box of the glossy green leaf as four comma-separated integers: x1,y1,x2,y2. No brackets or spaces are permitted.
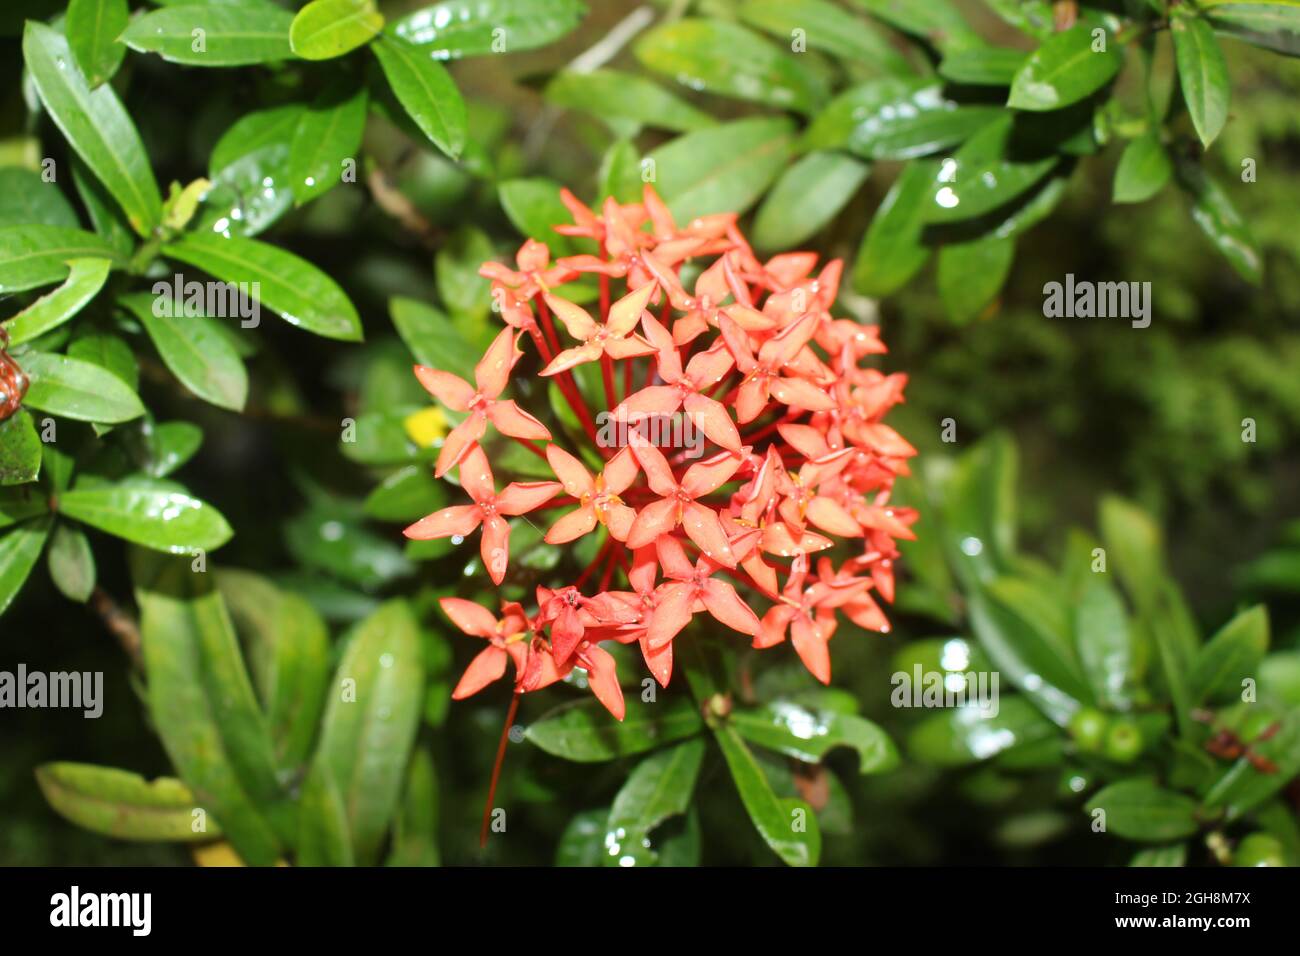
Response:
601,738,705,867
939,46,1027,85
122,4,294,66
1175,160,1262,284
0,412,42,487
1087,780,1200,841
1113,134,1172,204
937,233,1015,323
1075,577,1134,710
0,487,49,530
372,33,466,160
635,19,826,115
66,0,129,87
163,233,363,342
389,296,485,378
0,226,122,295
805,80,1000,160
555,807,607,866
70,157,134,255
925,151,1059,224
67,328,138,392
908,697,1056,766
217,569,331,770
140,421,204,479
132,550,286,863
732,702,898,773
544,68,715,133
386,749,439,866
712,722,820,867
1190,605,1268,703
1207,3,1300,57
851,161,934,297
1130,844,1188,867
311,599,424,864
739,0,913,72
649,117,796,223
392,0,586,59
22,352,144,424
362,465,446,522
2,258,111,347
290,0,382,60
1008,24,1123,111
118,292,249,412
845,0,981,51
751,151,869,252
47,521,95,603
296,766,354,866
497,177,582,256
1173,13,1231,148
0,518,52,616
23,22,161,235
35,763,219,841
287,82,368,207
60,483,233,554
526,695,703,762
0,168,80,230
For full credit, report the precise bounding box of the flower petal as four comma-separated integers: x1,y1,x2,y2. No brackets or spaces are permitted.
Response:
806,495,863,537
480,514,511,585
680,449,742,498
648,582,694,649
452,645,510,699
681,501,737,568
602,446,639,495
545,505,598,544
790,613,832,684
606,280,657,337
434,412,488,479
654,535,696,581
475,327,521,398
544,293,598,341
578,643,625,720
496,481,562,515
629,440,678,497
626,496,680,549
545,444,595,498
701,578,761,636
403,504,482,539
769,376,835,411
486,399,551,441
414,367,474,411
540,342,603,376
439,597,498,638
457,445,496,503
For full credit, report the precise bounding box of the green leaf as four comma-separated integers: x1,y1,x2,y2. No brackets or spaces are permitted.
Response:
0,487,49,530
296,766,354,866
1008,24,1123,111
287,82,368,207
363,464,447,522
392,0,586,59
1172,13,1230,148
118,292,249,412
649,117,796,223
845,0,981,52
0,168,80,229
1075,577,1134,710
1175,160,1262,285
142,421,204,479
372,33,466,160
1130,844,1188,867
0,518,53,616
435,226,493,318
937,233,1015,323
544,69,715,133
908,697,1057,766
804,80,1000,160
216,569,331,770
497,177,582,257
122,4,295,66
311,599,424,864
47,521,96,603
851,161,935,297
1207,3,1300,57
389,296,488,377
67,328,138,392
66,0,129,87
739,0,914,72
23,22,162,235
1087,780,1201,842
290,0,383,60
526,695,703,762
939,46,1027,85
601,739,705,867
2,258,111,347
0,412,42,487
163,233,363,342
35,763,219,841
925,150,1059,224
132,550,286,864
1113,134,1173,204
70,156,134,255
734,701,899,773
751,151,869,253
555,807,607,866
22,352,144,424
59,483,233,554
712,722,820,867
387,749,439,866
0,226,122,295
635,19,826,115
1190,605,1268,703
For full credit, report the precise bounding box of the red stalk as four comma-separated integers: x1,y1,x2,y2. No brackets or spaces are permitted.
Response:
480,692,521,849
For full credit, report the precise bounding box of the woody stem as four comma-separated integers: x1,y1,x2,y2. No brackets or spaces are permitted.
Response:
480,692,521,849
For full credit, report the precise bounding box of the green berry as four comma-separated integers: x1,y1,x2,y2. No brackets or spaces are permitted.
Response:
1105,719,1143,763
1234,833,1285,868
1069,707,1108,752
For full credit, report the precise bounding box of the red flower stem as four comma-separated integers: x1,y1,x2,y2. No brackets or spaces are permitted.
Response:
598,548,617,592
575,537,613,589
525,324,553,364
601,354,617,411
535,294,563,355
480,691,520,849
622,353,633,400
740,410,801,447
534,297,602,445
509,435,550,463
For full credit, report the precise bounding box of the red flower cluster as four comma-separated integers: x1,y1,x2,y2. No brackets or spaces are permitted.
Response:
405,186,917,720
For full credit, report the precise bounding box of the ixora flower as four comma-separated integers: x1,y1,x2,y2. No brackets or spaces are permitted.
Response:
405,185,918,719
